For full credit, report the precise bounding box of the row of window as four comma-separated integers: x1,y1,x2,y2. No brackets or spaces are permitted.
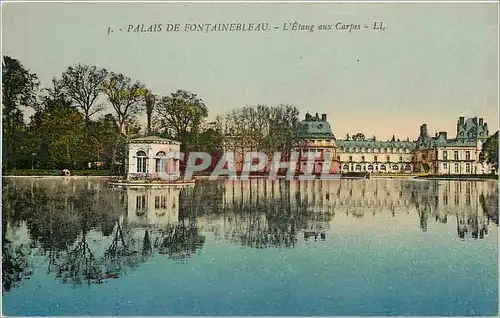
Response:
136,195,175,211
137,158,179,173
344,155,405,163
442,162,471,173
338,147,411,154
342,164,412,171
442,150,471,161
309,140,335,145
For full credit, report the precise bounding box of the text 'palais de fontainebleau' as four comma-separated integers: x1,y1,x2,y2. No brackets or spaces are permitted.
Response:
107,21,388,35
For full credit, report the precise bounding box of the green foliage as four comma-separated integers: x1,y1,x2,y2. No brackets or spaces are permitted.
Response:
2,56,40,169
422,163,431,173
143,90,157,135
156,89,208,144
480,131,498,167
56,64,108,121
28,87,86,169
101,72,146,133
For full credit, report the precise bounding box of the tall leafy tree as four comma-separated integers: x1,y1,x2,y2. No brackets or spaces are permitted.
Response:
156,89,208,144
56,64,108,123
2,56,40,169
143,90,157,136
87,114,120,167
101,72,146,134
101,72,146,173
219,104,301,155
480,131,499,168
28,84,86,169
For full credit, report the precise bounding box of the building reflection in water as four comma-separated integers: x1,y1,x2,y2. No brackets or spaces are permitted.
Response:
2,177,498,292
126,187,181,227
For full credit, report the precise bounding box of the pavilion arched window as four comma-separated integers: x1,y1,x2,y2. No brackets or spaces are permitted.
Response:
156,151,166,173
136,151,147,173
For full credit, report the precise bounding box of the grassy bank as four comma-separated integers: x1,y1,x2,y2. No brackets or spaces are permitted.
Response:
3,169,114,176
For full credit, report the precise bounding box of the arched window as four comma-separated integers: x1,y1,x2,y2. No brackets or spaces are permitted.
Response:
355,164,361,171
367,165,374,171
380,165,386,171
405,165,412,171
136,151,147,173
343,164,349,171
392,165,399,171
156,151,167,173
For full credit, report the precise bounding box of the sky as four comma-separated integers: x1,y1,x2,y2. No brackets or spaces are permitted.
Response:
2,2,498,140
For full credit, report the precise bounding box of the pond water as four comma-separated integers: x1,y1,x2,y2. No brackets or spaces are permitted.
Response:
2,177,498,316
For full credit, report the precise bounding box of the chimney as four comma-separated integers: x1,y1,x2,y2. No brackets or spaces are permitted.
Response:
472,117,478,125
321,113,327,121
438,131,447,140
459,117,465,125
315,112,319,120
479,118,484,125
305,113,311,120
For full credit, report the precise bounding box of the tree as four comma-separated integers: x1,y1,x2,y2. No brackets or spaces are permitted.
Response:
2,56,40,169
352,133,365,141
27,84,86,169
143,90,157,136
480,131,498,168
218,104,301,157
56,64,108,123
101,72,146,173
156,89,208,144
87,113,120,168
196,123,224,153
267,104,301,154
101,72,146,134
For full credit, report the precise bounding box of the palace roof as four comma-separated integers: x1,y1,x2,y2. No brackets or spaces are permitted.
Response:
298,112,335,139
129,136,181,144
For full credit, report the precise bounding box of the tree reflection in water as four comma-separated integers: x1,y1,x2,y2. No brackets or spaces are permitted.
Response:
153,186,207,261
2,237,31,293
2,178,499,293
479,192,499,225
209,180,331,248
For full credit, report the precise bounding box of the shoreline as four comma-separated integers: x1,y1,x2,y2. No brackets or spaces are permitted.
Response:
3,175,498,181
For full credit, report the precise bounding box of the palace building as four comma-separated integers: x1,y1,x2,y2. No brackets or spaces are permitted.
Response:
311,114,492,175
296,113,339,174
336,137,416,174
414,117,492,175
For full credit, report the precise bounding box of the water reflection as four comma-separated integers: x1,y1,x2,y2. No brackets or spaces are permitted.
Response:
2,177,498,293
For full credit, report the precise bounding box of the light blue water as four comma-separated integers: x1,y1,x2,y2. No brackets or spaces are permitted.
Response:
2,178,498,316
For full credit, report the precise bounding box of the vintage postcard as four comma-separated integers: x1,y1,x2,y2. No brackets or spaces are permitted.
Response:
1,1,498,316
